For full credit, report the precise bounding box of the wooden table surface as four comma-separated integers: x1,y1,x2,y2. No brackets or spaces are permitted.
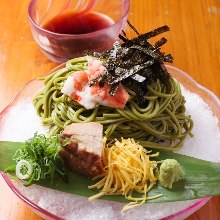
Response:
0,0,220,219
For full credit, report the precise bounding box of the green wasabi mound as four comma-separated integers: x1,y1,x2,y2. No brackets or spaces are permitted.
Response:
159,159,185,189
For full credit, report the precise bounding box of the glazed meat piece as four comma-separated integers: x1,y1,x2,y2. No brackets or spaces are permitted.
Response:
59,122,103,177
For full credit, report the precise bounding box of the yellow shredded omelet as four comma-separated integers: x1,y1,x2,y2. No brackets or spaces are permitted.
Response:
88,138,163,211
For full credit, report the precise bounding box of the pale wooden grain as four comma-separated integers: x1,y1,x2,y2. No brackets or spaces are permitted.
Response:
0,0,219,219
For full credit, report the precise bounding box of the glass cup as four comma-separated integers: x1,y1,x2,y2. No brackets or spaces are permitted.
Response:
28,0,130,63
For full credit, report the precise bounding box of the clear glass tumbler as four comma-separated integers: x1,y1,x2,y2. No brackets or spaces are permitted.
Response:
28,0,130,63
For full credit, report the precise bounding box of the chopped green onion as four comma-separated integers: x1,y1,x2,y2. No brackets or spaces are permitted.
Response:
5,133,68,185
16,160,33,180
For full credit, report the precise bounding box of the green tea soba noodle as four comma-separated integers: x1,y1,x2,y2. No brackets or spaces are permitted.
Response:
33,57,193,151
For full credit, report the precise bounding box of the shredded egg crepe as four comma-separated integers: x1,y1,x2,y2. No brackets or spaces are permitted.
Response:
88,138,162,211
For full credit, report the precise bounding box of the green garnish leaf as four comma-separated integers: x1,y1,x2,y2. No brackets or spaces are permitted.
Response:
1,140,220,203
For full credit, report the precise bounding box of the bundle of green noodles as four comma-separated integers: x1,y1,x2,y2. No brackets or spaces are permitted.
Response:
33,57,193,151
33,24,193,151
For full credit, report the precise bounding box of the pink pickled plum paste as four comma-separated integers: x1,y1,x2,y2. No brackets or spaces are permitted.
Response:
61,57,129,109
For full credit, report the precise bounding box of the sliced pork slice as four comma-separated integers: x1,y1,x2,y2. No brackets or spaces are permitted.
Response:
59,122,103,177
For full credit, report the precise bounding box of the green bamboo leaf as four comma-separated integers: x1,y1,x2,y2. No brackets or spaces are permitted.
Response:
0,141,23,168
0,141,220,203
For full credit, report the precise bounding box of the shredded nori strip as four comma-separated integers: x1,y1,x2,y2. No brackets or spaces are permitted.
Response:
86,22,173,104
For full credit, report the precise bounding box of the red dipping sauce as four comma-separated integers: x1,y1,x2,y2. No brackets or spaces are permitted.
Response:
38,11,115,62
28,0,129,63
43,11,113,35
